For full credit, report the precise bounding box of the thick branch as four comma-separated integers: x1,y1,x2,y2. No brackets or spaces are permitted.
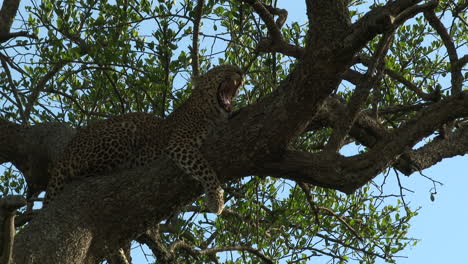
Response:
342,91,468,190
311,96,465,177
459,54,468,67
396,123,468,175
0,0,20,34
0,31,37,43
9,89,468,263
343,0,437,55
260,150,348,191
263,91,468,193
306,0,351,48
0,118,75,197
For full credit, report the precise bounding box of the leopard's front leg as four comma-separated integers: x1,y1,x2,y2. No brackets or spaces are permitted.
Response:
165,140,225,215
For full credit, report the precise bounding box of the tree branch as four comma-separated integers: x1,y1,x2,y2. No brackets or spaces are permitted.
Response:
459,54,468,68
23,62,66,123
9,85,468,263
424,10,464,94
191,0,204,77
0,54,27,123
299,183,363,242
356,55,439,101
261,91,468,193
240,0,304,58
0,195,26,264
106,247,131,264
0,118,75,197
342,0,437,55
310,96,466,177
325,31,394,152
135,226,174,264
170,240,274,264
341,91,468,191
0,0,20,34
395,123,468,175
0,31,38,43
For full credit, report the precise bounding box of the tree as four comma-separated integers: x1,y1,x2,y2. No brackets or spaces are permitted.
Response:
0,0,466,263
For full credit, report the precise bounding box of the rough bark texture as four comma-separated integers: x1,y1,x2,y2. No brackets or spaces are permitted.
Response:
0,0,466,263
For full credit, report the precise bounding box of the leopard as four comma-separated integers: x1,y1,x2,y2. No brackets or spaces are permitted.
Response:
44,64,244,215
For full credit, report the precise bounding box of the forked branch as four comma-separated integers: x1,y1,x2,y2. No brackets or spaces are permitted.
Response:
239,0,304,57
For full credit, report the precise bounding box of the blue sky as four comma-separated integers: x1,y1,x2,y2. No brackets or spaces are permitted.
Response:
393,155,468,264
339,146,468,264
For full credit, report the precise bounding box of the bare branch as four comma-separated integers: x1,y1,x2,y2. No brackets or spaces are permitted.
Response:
262,91,468,194
0,54,27,123
191,0,204,77
0,195,26,264
297,183,321,226
240,0,283,44
311,96,461,176
424,10,464,94
0,31,38,43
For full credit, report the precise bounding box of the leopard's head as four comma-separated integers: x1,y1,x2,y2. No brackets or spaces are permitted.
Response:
193,65,244,112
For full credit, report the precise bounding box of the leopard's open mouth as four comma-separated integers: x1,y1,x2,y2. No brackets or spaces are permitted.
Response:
218,78,243,112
